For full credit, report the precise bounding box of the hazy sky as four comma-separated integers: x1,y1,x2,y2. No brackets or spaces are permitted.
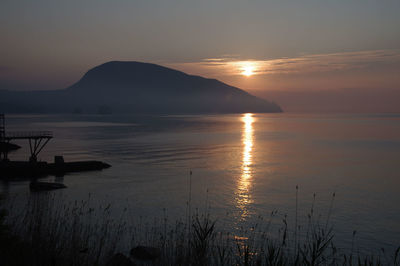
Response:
1,0,400,112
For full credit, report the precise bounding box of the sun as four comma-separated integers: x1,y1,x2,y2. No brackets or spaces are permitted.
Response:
241,64,255,77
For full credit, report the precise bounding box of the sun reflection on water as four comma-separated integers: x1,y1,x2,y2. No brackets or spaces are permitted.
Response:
236,113,255,220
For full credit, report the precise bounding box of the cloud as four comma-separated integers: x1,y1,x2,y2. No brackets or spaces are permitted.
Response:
166,49,400,77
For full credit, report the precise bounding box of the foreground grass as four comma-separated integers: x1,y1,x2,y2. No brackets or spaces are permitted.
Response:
0,193,399,266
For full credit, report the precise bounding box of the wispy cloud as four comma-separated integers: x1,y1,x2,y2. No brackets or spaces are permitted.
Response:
166,49,400,77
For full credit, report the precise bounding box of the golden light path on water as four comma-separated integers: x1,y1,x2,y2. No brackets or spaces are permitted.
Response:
236,113,255,220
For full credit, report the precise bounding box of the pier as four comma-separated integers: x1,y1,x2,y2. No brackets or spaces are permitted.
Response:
0,114,110,178
1,114,53,162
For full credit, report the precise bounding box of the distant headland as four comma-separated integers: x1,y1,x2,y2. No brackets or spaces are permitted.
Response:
0,61,282,114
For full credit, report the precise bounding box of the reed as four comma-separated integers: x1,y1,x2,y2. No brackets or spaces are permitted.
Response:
0,189,399,266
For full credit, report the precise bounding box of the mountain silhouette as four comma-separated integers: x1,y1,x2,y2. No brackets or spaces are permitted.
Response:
0,61,282,114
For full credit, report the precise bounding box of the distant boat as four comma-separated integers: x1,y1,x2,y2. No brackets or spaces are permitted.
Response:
30,181,67,191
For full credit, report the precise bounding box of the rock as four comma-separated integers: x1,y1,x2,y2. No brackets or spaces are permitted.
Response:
79,247,88,253
29,182,67,191
130,246,161,260
106,253,135,266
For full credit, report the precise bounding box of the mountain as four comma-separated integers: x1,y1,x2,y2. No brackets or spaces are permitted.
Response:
0,61,282,114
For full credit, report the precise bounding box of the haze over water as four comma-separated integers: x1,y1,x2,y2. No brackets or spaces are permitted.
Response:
2,113,400,252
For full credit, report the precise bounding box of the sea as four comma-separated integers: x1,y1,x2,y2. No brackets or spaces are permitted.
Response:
1,113,400,253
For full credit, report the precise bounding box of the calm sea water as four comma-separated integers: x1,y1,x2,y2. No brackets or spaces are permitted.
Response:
2,113,400,252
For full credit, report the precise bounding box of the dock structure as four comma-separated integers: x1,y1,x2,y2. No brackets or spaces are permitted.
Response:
0,114,111,178
0,114,5,141
0,114,53,162
0,114,7,161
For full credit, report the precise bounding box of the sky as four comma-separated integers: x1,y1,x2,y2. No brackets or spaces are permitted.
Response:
1,0,400,112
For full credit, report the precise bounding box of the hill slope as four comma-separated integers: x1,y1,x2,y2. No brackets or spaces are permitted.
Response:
0,61,282,114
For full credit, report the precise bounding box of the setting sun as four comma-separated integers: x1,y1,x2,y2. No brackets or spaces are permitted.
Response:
239,62,257,77
242,66,254,77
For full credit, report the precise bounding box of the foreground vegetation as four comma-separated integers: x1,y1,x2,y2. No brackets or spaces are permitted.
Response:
0,192,399,266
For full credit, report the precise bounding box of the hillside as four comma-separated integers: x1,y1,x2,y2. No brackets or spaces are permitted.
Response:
0,61,282,114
